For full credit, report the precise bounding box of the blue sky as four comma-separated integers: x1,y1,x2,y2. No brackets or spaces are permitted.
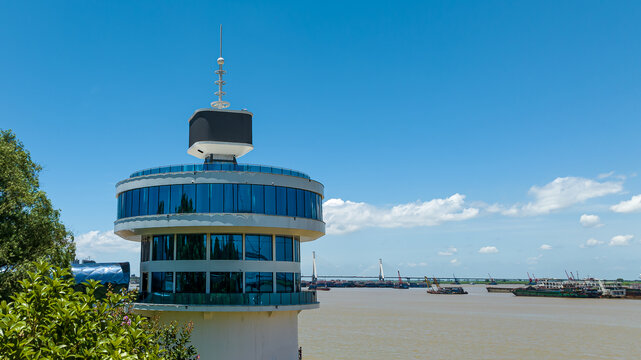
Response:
2,1,641,279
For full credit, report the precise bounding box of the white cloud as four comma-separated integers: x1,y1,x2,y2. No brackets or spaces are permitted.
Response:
539,244,552,251
450,258,459,265
407,262,428,268
527,254,543,265
580,238,604,248
74,230,140,269
580,214,603,228
323,194,480,235
502,177,622,216
598,171,614,179
609,234,633,247
478,246,498,254
611,195,641,213
438,247,458,256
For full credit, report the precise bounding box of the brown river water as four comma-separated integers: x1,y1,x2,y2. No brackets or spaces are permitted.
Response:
299,286,641,359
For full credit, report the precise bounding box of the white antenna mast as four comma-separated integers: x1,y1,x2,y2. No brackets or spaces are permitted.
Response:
312,251,318,282
211,24,230,109
378,258,385,281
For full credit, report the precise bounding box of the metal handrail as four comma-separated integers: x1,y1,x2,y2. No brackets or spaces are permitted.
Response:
129,163,310,180
137,291,318,306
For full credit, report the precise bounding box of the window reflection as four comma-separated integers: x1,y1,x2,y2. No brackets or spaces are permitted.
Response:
211,234,242,260
294,237,300,262
158,185,169,214
142,272,148,293
141,236,151,262
276,272,294,293
151,272,173,293
118,184,323,221
210,272,243,293
176,234,206,260
251,185,264,214
245,272,273,293
275,236,293,262
152,235,174,261
175,272,205,293
245,235,272,261
181,184,196,213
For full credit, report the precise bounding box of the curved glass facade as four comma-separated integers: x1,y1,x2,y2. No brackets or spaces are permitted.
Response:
141,233,300,263
117,184,323,221
129,163,310,180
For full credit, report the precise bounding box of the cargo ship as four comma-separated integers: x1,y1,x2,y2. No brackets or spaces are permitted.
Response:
486,287,514,293
425,276,467,295
512,286,600,298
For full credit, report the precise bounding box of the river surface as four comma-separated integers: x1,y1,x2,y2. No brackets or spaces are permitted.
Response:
299,286,641,359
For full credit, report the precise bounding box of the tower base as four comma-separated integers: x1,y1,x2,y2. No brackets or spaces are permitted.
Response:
142,310,301,360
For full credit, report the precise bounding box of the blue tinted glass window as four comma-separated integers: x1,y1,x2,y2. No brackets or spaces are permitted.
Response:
170,165,182,172
295,273,301,292
223,184,236,212
141,236,150,262
319,194,323,220
296,189,305,217
170,185,182,214
176,234,206,260
245,272,273,293
259,272,273,293
260,235,273,261
184,164,195,172
294,237,300,262
245,272,259,293
287,188,296,217
310,192,317,220
237,184,251,213
148,186,158,215
245,235,260,261
246,234,272,261
264,185,276,215
211,272,243,293
124,191,131,218
150,167,159,174
251,185,264,214
151,272,173,293
304,191,311,218
276,187,287,216
117,194,122,219
158,186,169,214
275,236,293,262
175,272,205,293
211,234,242,260
210,184,223,212
277,272,294,293
140,188,148,216
159,166,169,174
196,184,209,213
131,189,140,217
182,184,196,213
152,235,174,261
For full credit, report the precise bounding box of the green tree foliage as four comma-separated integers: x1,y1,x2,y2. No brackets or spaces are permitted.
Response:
0,262,199,359
0,129,75,299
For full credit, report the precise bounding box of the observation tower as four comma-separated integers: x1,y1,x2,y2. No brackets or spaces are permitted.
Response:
114,28,324,360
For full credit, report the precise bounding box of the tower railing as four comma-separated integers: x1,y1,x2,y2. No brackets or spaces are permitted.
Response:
137,291,318,306
128,163,310,180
